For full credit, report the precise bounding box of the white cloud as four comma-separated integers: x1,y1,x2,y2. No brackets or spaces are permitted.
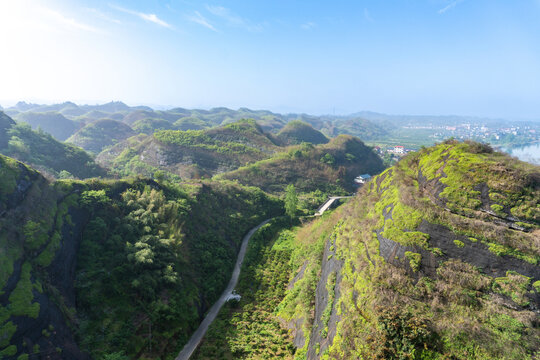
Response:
39,7,100,33
205,5,263,32
86,8,122,25
110,4,173,29
301,22,316,30
364,8,374,23
438,0,465,14
186,11,217,32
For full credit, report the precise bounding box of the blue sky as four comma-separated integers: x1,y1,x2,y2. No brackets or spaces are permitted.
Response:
0,0,539,118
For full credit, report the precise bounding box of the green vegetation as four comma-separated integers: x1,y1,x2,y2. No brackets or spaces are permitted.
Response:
404,251,422,272
193,218,295,359
317,142,539,359
101,119,279,180
1,121,106,179
15,111,78,141
0,154,20,203
493,271,532,306
66,119,135,153
219,140,539,360
219,135,385,196
8,262,40,318
1,108,539,360
285,184,298,218
453,239,465,248
75,179,282,358
277,215,337,358
133,117,175,134
320,271,336,338
277,120,329,145
0,152,285,358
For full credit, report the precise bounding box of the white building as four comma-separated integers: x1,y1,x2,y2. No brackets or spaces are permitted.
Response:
354,174,372,184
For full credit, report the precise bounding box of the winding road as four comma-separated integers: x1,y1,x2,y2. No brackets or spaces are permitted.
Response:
175,219,272,360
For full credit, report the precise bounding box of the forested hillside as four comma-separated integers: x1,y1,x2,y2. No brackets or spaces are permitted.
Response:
97,119,282,179
219,135,384,195
0,154,282,359
277,121,329,145
15,112,79,141
66,119,136,154
0,112,106,179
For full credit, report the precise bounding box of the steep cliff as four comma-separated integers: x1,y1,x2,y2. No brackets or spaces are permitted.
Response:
194,140,539,360
287,140,539,359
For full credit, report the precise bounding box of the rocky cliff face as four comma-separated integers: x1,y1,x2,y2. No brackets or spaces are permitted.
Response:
0,154,89,359
284,141,539,359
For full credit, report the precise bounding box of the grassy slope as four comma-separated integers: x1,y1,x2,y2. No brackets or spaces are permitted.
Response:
193,214,336,360
218,135,385,195
297,140,540,359
196,141,540,360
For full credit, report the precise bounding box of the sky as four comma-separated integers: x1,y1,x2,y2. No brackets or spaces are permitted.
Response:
0,0,539,118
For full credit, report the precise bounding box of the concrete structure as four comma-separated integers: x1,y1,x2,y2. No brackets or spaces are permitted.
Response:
354,174,371,184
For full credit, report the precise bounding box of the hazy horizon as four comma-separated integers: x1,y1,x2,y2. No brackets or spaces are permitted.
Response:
3,99,540,123
1,1,539,119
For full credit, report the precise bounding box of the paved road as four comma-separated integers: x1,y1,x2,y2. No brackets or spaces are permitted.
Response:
315,196,352,216
175,219,272,360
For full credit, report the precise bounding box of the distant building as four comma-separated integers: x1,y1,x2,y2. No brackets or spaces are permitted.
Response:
393,145,404,154
354,174,372,184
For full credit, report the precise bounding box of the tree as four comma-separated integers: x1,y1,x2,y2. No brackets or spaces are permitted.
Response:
58,170,74,179
284,184,298,218
320,153,335,165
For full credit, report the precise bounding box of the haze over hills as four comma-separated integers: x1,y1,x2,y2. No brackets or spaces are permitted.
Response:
4,101,539,153
0,113,106,179
2,0,539,358
0,101,539,360
66,119,136,154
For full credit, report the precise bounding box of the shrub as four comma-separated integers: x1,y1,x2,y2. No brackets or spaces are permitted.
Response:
453,240,465,248
404,251,421,272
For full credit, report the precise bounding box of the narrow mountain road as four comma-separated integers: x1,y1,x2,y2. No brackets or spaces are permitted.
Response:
175,218,272,360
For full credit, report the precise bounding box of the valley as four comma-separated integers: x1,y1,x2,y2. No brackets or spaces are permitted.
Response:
0,104,538,360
